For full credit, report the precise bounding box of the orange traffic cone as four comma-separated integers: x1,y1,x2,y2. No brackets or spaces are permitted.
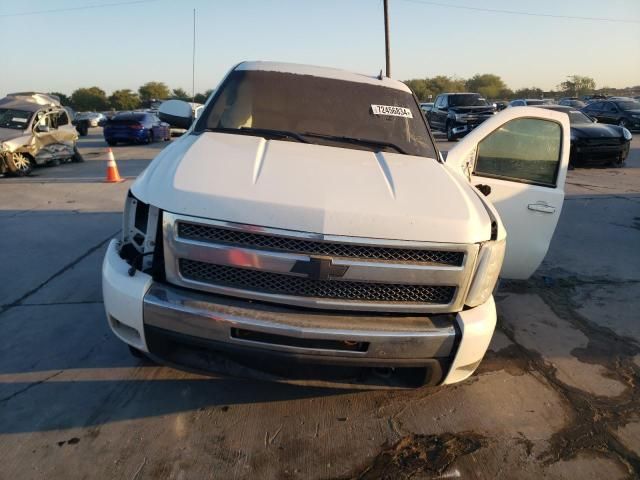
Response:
105,148,123,183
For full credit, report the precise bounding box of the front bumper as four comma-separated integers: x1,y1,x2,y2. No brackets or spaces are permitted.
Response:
448,117,492,139
571,141,630,165
102,239,496,385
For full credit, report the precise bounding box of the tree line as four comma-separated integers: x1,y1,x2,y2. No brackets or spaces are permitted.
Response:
50,82,213,112
404,74,619,101
51,74,636,111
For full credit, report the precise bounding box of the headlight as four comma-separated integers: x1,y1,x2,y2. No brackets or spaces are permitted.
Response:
465,239,506,308
622,128,632,141
455,113,468,123
632,114,640,119
570,132,577,142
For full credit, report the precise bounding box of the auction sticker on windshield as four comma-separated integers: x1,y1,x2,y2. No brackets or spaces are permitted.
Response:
371,105,413,118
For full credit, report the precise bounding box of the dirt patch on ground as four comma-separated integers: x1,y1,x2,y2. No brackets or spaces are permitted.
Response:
340,432,486,480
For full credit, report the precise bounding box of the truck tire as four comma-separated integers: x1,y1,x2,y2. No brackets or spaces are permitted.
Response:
6,152,33,176
76,121,89,137
71,146,85,163
446,121,456,142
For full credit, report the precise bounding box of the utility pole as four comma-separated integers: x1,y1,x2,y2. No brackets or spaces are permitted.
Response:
383,0,391,77
192,8,196,103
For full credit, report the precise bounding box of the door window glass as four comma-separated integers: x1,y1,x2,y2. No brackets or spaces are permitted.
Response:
603,103,617,113
587,102,603,112
57,111,69,126
474,118,561,187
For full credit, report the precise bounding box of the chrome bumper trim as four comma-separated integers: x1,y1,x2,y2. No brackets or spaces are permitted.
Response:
143,283,458,363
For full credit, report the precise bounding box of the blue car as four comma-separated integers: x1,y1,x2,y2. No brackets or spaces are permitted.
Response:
103,112,170,146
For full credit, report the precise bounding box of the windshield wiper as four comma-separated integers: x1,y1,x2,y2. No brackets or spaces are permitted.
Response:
301,132,407,155
205,127,309,144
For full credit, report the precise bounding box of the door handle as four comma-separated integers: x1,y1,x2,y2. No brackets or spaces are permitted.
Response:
528,203,556,214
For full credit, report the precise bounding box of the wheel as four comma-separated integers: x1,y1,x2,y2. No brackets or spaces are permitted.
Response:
446,121,456,142
106,139,117,146
71,146,84,163
5,152,33,176
145,131,153,144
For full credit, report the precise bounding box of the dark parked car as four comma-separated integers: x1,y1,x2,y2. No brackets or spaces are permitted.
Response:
558,98,586,108
509,98,554,107
582,94,607,103
419,102,434,115
493,100,509,111
581,99,640,131
427,93,495,141
539,105,631,167
103,112,170,146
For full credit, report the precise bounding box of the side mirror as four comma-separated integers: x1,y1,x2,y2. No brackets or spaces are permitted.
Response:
35,124,50,133
158,99,194,129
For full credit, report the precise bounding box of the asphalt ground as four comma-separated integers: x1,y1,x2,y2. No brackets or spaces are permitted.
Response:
1,128,639,479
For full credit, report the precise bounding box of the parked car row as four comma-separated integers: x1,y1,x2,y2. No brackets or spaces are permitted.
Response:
422,90,634,169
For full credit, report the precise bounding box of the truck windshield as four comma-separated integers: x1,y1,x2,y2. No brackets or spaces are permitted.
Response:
0,108,32,130
448,94,489,107
195,69,436,158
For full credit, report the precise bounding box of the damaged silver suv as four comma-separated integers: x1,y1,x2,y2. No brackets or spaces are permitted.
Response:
0,92,82,176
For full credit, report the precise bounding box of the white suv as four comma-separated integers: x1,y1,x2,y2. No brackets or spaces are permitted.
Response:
102,61,569,386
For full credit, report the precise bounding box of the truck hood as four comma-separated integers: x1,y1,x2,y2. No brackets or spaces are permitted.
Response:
132,132,492,244
571,123,624,139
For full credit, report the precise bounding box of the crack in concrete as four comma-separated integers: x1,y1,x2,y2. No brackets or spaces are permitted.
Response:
0,230,119,316
498,276,640,477
18,300,104,307
334,432,487,480
0,370,64,404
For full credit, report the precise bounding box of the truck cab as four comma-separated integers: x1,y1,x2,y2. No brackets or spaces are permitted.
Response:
102,61,569,386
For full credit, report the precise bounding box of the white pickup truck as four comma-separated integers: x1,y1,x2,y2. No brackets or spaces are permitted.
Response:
102,61,569,386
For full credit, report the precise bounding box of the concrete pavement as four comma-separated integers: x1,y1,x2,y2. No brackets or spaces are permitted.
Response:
1,128,638,479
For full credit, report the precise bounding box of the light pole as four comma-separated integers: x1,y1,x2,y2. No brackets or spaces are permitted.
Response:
383,0,391,77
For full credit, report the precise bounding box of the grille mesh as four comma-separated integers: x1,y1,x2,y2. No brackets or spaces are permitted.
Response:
177,223,464,266
179,259,456,305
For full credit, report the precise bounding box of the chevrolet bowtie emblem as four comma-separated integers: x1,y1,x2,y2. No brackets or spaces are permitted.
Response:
290,256,349,281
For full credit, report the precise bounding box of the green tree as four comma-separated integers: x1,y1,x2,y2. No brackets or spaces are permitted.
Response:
171,88,189,100
558,75,596,97
404,76,466,101
513,87,544,99
70,87,108,111
138,81,170,103
49,92,71,106
109,89,140,111
193,89,213,104
465,74,508,100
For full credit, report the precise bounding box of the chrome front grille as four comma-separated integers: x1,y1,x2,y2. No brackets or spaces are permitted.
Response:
177,222,464,266
163,213,478,313
180,259,456,305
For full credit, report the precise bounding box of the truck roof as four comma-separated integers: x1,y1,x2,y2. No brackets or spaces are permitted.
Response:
235,61,412,93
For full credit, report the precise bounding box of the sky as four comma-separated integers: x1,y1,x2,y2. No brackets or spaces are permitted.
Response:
1,0,639,97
